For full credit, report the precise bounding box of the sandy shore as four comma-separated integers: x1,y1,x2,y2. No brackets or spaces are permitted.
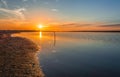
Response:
0,37,44,77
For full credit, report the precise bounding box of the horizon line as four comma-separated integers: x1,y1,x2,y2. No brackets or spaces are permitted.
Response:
0,30,120,34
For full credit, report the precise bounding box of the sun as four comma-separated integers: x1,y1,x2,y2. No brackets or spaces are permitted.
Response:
38,24,43,29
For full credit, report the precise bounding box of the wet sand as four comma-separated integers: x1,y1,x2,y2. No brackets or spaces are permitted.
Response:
0,37,44,77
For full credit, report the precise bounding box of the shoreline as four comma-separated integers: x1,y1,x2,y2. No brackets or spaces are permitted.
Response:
0,37,44,77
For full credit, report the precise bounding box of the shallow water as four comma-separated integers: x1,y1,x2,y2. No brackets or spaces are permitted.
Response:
13,32,120,77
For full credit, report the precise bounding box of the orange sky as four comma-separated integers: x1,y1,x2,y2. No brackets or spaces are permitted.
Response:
0,19,120,31
0,0,120,31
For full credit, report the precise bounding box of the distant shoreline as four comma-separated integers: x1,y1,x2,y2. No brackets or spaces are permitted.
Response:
0,30,120,34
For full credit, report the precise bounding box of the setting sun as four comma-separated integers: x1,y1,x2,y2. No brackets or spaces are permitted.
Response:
38,24,43,29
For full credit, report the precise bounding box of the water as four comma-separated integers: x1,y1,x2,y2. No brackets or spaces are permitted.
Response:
13,32,120,77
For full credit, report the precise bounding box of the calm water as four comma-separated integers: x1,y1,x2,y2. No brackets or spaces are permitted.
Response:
13,32,120,77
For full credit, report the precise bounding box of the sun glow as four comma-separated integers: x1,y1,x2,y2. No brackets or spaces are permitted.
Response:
38,24,43,29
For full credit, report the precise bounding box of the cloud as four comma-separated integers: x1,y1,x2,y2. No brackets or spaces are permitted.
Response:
14,8,26,20
99,24,120,27
0,8,26,20
55,0,59,2
22,0,28,2
1,0,8,8
44,2,49,4
48,23,93,28
33,0,38,3
22,0,38,2
58,23,92,27
51,9,58,12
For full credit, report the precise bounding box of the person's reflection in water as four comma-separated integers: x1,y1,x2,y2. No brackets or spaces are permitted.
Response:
0,37,44,77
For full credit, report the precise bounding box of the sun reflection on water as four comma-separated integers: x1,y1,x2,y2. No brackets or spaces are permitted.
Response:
39,32,42,38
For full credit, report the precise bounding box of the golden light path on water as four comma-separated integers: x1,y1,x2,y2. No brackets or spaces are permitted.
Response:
39,32,42,38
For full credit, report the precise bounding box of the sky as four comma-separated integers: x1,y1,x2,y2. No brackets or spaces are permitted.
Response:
0,0,120,31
